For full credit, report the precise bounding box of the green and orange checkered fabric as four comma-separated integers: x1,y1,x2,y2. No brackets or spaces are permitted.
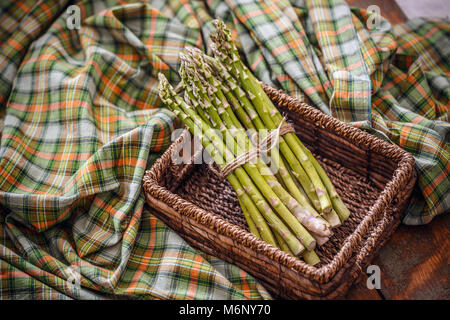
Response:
0,0,448,299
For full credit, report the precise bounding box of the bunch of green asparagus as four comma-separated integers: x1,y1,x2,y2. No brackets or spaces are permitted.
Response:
158,20,349,265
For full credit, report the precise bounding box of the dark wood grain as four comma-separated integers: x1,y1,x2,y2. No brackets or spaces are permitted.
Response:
346,213,450,300
346,0,407,24
374,213,450,300
345,274,383,300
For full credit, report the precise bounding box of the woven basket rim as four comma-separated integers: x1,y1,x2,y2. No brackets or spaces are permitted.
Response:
143,84,416,284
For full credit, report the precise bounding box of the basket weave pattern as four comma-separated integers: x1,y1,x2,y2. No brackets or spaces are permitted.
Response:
143,85,416,299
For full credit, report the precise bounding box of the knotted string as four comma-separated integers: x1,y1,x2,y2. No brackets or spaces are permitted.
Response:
209,118,295,179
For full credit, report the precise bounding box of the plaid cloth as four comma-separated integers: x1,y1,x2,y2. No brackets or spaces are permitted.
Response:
0,0,448,299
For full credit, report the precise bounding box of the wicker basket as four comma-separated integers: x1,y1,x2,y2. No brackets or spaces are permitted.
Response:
142,84,417,299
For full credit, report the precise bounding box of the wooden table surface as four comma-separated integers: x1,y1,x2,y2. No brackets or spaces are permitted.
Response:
344,0,450,300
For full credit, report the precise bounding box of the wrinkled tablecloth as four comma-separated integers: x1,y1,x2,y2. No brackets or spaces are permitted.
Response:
0,0,448,299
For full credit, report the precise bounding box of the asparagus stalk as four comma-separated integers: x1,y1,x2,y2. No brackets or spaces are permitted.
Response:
274,228,320,266
182,56,331,238
281,155,339,229
297,144,350,221
204,53,322,212
309,232,330,247
235,184,278,246
273,230,294,256
181,58,331,261
241,64,349,223
178,73,320,248
302,250,320,266
254,79,349,222
210,62,337,231
239,198,261,239
161,74,277,246
182,67,284,244
210,20,333,214
160,37,343,264
279,153,340,229
159,73,306,255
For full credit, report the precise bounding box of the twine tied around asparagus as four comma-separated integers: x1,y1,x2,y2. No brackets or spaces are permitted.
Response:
209,118,295,179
